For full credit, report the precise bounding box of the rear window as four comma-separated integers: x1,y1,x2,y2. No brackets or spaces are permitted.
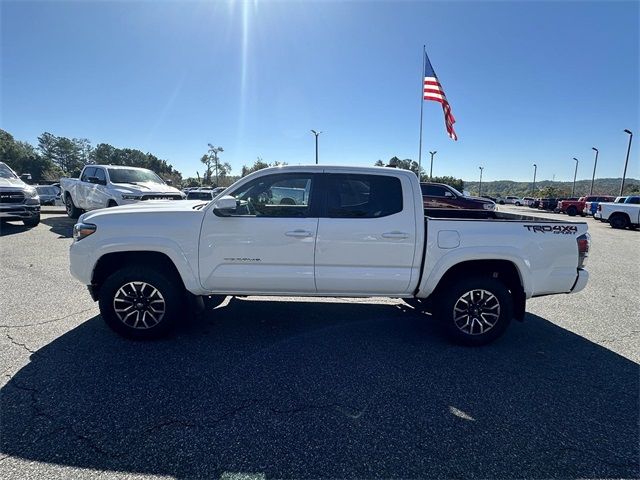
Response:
325,174,402,218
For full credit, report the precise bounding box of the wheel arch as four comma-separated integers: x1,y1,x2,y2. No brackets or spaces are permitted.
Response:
91,251,186,299
430,259,526,321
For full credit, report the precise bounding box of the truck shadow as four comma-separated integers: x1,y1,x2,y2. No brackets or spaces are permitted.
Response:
1,298,638,479
41,216,75,238
0,220,30,237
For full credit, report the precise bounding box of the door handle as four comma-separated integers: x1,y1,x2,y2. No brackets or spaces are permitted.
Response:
382,231,409,239
285,229,313,238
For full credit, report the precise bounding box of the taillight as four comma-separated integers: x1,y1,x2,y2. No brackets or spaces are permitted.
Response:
577,233,590,268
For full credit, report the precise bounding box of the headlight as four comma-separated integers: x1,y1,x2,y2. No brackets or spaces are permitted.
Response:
73,223,97,241
121,194,142,200
483,203,496,211
24,187,38,198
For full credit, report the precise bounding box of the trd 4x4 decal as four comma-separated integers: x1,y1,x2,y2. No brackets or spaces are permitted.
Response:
524,225,578,234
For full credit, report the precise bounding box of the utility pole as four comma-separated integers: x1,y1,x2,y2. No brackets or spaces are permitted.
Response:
532,163,537,195
572,157,579,196
590,147,598,195
620,129,633,196
311,130,322,164
478,166,484,196
429,151,437,180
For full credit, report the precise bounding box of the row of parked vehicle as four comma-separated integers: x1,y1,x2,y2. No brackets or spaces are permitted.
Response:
523,193,640,230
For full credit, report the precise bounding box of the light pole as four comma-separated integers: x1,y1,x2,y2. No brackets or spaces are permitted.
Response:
532,163,537,195
478,166,484,196
572,157,579,196
429,151,437,180
590,147,598,195
620,129,633,195
310,130,322,164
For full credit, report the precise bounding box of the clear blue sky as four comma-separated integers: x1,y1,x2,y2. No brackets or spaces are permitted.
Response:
2,1,638,182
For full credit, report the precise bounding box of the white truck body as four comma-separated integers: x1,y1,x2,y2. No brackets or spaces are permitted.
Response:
69,166,590,344
596,197,640,228
61,165,184,216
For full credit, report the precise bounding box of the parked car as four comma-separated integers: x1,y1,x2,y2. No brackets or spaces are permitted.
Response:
554,197,580,214
61,165,185,218
501,196,525,206
582,195,616,217
35,185,61,205
0,162,41,227
528,198,541,209
186,188,223,201
421,183,495,211
522,197,536,207
538,198,559,211
596,196,640,229
69,165,590,346
558,195,612,217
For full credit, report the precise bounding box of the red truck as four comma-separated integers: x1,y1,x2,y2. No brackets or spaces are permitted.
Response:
557,195,612,216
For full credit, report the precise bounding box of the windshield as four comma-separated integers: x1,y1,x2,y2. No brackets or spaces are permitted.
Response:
0,163,19,179
449,185,464,196
108,168,164,185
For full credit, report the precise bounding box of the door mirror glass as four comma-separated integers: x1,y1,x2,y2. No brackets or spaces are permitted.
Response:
212,195,237,216
20,173,32,182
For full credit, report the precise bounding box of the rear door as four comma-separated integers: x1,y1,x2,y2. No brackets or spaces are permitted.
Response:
198,172,319,294
315,172,418,295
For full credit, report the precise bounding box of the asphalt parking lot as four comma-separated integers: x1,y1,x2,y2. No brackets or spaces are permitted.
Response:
1,207,638,479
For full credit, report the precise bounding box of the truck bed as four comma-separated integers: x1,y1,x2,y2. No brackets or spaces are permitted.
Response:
424,208,582,223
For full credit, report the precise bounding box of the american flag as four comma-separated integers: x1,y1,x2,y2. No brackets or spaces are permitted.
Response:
423,51,457,141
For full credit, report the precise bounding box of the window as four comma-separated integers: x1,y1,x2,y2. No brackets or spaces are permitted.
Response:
94,168,106,183
108,168,164,184
81,167,96,182
226,173,314,217
421,184,452,198
325,174,402,218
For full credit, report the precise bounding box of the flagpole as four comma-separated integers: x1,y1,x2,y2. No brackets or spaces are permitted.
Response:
418,45,425,181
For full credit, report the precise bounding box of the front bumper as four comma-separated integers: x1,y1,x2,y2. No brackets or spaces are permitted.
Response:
570,269,589,293
0,204,40,219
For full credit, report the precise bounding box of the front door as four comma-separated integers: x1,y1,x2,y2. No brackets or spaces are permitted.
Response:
198,172,319,294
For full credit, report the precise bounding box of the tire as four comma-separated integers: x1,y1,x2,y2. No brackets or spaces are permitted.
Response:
98,266,185,340
23,214,40,228
567,206,577,216
434,276,513,346
609,213,629,230
515,202,521,206
65,194,82,219
499,200,505,205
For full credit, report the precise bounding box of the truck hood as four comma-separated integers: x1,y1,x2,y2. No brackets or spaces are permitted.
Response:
0,177,28,189
111,181,182,195
80,200,208,223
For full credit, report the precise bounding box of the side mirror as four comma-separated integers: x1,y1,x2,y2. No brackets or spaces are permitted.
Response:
164,179,173,185
444,191,454,197
212,195,237,216
87,176,106,185
20,173,32,182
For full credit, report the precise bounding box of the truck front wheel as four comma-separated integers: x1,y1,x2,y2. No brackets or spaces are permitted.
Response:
435,276,513,346
65,194,82,219
98,267,184,339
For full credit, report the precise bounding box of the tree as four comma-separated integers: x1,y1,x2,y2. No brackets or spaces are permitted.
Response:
36,132,85,176
1,129,61,181
201,144,229,186
374,160,384,167
430,176,465,192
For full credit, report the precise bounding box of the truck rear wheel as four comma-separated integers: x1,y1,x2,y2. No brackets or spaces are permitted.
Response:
567,206,577,216
98,267,184,339
65,194,82,219
609,213,629,229
435,276,513,346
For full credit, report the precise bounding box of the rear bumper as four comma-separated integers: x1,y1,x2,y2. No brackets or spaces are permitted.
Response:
570,269,589,293
0,204,40,219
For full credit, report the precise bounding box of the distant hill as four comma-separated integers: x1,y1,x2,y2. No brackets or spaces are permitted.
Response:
463,178,640,198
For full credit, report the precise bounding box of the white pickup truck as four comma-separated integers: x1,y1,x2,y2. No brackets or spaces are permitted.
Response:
60,165,184,218
69,166,590,346
596,196,640,229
